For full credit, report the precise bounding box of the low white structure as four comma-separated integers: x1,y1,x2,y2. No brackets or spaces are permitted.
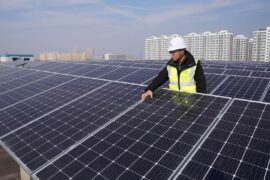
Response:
0,54,34,62
104,53,128,60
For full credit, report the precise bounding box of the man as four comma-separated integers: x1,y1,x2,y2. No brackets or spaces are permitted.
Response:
141,36,206,100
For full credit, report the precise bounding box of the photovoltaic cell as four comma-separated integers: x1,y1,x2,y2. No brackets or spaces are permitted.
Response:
176,99,270,180
35,90,230,180
1,82,143,172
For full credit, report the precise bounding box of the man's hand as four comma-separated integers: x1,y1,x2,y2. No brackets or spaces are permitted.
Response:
141,90,153,101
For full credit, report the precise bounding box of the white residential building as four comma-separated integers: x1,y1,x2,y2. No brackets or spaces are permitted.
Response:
232,35,248,61
252,27,270,62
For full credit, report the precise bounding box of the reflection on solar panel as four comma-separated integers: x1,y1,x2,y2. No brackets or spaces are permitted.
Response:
33,91,230,180
175,99,270,180
1,82,143,172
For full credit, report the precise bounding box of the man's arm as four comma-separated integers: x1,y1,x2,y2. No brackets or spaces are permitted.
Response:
194,61,207,93
141,67,169,101
146,66,169,92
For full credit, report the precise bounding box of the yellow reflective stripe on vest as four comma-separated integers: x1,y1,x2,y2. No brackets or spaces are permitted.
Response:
167,59,198,93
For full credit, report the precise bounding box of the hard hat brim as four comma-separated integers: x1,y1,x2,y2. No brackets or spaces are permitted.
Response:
168,47,185,52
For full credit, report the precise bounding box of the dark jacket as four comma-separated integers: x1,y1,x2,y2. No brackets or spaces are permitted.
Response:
146,51,207,93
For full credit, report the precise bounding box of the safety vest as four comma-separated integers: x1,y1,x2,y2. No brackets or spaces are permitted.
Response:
167,59,198,93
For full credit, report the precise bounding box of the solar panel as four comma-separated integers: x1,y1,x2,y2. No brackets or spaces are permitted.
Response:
119,69,160,84
1,60,270,180
68,64,102,76
223,69,252,76
99,67,140,81
0,69,34,84
0,66,21,76
54,63,86,74
205,74,227,94
245,66,266,71
251,71,270,78
0,71,51,93
203,68,225,74
34,62,60,71
34,90,230,180
145,64,164,69
0,74,69,109
212,76,269,101
82,66,119,78
0,82,143,173
174,99,270,180
0,77,106,137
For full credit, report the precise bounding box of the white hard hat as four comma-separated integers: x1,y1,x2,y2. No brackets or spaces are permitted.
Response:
168,37,187,52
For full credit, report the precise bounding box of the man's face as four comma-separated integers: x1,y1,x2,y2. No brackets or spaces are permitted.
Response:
170,50,185,62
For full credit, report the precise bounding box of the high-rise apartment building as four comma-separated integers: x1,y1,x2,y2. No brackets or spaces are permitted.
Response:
252,27,270,62
232,35,248,61
184,30,233,60
144,34,179,60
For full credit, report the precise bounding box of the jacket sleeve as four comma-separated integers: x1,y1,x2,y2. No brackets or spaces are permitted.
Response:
145,67,169,92
194,61,207,93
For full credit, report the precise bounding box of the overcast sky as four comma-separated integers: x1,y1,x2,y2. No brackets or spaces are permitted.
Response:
0,0,269,58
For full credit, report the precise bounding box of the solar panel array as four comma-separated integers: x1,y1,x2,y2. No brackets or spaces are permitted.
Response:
0,60,269,180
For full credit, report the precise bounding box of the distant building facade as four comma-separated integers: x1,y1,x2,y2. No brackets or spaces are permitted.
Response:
248,38,254,61
39,48,94,61
0,54,34,62
252,27,270,62
232,35,249,61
